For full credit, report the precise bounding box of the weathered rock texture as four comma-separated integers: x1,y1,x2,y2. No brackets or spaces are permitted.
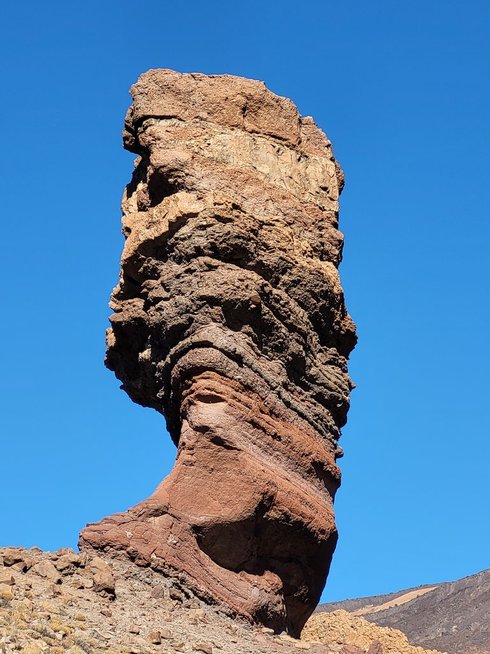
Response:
80,69,356,636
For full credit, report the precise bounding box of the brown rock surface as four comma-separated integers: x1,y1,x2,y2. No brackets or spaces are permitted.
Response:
79,69,357,636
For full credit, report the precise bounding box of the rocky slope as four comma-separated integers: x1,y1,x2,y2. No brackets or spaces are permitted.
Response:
0,547,442,654
303,610,445,654
317,569,490,654
80,69,356,636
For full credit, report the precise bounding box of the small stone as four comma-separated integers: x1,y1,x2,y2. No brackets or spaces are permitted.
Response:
50,582,63,596
40,600,61,614
172,642,186,652
148,630,162,644
261,627,275,635
87,556,115,598
56,547,73,555
160,628,173,640
12,557,33,572
2,548,26,567
50,618,73,637
193,642,213,654
100,608,112,617
0,571,15,585
150,585,165,599
81,577,94,589
77,552,90,568
192,608,206,620
249,291,261,305
129,624,140,634
367,642,383,654
31,560,62,584
0,586,14,601
73,640,97,653
54,552,81,573
20,645,43,654
169,587,185,602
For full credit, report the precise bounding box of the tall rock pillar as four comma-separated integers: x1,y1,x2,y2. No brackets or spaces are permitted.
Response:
80,69,357,636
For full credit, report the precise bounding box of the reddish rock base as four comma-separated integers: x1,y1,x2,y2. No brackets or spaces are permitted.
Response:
80,373,339,635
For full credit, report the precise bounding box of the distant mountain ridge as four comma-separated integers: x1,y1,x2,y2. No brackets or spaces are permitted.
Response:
317,568,490,654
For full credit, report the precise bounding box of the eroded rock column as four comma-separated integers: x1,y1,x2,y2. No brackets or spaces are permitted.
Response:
79,69,356,636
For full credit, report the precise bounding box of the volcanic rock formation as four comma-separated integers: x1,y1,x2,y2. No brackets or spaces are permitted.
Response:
80,69,356,636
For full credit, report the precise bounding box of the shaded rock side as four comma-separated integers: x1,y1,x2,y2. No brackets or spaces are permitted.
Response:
79,69,356,637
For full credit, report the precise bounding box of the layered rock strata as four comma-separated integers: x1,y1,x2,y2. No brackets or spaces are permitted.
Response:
80,69,356,636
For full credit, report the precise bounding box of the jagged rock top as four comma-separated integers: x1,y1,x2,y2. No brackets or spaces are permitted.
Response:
123,69,336,155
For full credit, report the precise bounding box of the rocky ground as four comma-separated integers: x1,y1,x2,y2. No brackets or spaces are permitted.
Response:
317,569,490,654
0,547,445,654
303,611,444,654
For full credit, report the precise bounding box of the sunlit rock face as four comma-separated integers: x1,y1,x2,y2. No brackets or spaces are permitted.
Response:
79,69,356,636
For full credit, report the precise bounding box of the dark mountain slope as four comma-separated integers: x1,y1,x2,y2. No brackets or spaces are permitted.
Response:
318,568,490,654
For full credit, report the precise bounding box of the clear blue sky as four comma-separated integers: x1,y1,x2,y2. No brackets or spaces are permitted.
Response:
1,1,488,603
